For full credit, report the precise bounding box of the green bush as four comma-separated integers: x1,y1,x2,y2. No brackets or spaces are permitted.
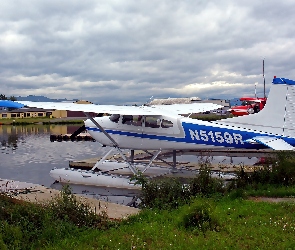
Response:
137,159,225,209
177,199,220,235
189,166,225,196
139,177,190,210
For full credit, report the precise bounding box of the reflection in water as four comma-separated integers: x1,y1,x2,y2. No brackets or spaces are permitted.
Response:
1,134,19,151
0,125,107,186
1,125,52,153
1,127,20,152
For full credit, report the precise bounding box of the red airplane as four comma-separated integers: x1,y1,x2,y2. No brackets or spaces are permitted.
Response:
229,97,267,116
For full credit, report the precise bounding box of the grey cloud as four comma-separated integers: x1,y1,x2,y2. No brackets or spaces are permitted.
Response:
0,0,295,104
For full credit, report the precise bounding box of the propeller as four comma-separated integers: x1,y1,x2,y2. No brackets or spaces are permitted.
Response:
70,125,86,140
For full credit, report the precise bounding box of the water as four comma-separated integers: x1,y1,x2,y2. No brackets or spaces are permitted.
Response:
0,124,258,205
0,125,106,187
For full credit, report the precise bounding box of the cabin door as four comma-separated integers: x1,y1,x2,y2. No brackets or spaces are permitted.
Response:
120,115,143,148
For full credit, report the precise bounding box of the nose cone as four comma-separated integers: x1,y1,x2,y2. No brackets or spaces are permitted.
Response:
84,118,93,127
84,116,109,128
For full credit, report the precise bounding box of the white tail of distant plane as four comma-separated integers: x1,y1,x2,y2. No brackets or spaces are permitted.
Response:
219,77,295,137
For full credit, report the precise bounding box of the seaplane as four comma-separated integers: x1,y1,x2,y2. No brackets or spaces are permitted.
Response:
2,76,295,188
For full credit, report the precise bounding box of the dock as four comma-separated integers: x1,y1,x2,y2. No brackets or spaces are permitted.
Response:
69,148,274,176
50,133,95,142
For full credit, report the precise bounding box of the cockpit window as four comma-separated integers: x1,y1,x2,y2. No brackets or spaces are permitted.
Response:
145,116,160,128
122,115,142,126
109,114,120,123
241,101,255,106
161,119,173,128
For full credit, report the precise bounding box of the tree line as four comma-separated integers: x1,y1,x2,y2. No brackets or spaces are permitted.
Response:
0,94,17,101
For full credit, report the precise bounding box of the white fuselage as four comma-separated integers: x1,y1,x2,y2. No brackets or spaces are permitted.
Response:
84,114,288,151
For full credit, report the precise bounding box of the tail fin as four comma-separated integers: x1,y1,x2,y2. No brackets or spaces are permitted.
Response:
219,77,295,137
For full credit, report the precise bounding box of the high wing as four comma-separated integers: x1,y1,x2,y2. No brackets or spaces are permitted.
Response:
152,103,223,114
245,136,294,150
18,101,222,116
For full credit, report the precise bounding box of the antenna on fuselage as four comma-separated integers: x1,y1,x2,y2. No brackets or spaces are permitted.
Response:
263,59,266,98
145,96,154,106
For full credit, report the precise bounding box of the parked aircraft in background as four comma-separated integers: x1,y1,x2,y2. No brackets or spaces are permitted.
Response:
228,97,267,116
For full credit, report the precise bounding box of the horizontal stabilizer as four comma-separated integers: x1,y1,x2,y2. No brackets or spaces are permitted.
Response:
245,136,294,150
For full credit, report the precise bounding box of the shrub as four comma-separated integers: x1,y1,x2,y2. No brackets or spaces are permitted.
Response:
139,177,190,210
177,199,220,235
189,166,225,196
47,185,110,229
233,152,295,188
136,158,225,209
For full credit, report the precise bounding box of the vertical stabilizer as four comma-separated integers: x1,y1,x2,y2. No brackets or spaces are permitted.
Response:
218,77,295,137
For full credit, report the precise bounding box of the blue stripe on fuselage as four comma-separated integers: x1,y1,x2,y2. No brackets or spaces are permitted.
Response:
182,122,261,148
86,121,295,149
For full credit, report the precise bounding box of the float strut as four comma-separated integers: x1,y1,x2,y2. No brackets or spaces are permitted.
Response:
130,149,134,163
142,150,161,173
171,150,178,173
91,147,116,171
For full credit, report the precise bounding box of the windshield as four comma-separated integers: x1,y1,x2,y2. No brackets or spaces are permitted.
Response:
109,114,120,123
241,100,256,106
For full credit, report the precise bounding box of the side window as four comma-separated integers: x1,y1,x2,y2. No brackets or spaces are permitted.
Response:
130,115,142,126
109,114,120,123
161,119,173,128
145,116,160,128
122,115,133,125
122,115,142,126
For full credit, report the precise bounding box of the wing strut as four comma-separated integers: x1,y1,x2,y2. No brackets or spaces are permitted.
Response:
85,112,137,174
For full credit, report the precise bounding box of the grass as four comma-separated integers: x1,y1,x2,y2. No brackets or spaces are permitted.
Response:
2,185,295,249
2,193,295,250
0,186,114,249
2,152,295,249
43,197,295,249
0,117,84,125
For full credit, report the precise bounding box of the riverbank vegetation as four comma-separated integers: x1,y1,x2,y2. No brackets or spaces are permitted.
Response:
1,152,295,249
0,117,84,125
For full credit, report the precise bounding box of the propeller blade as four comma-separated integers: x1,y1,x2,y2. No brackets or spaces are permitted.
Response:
70,125,86,140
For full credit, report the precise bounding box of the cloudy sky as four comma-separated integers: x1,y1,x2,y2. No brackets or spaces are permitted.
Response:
1,0,295,104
